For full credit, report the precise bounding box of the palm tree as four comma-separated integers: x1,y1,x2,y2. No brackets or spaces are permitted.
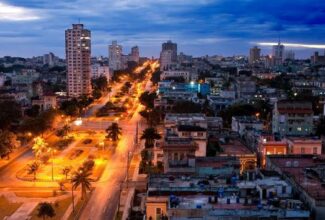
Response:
140,127,161,148
32,137,48,159
27,161,40,180
105,123,122,142
61,166,71,180
37,202,55,220
71,168,93,200
56,125,70,138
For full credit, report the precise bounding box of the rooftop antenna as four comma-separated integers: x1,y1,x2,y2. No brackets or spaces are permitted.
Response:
78,18,81,24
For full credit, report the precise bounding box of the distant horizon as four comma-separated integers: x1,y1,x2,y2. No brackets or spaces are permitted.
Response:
0,0,325,59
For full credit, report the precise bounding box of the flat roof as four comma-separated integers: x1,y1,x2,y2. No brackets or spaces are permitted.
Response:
268,155,325,200
220,139,253,155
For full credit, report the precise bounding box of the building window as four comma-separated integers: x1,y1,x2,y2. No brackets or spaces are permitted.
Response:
297,127,302,131
156,207,162,219
313,147,318,154
301,147,305,154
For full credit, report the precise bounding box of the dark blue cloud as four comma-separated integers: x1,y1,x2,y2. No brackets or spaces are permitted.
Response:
0,0,325,58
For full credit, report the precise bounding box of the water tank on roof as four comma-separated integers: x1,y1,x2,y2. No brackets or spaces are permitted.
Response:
293,161,299,167
285,161,292,167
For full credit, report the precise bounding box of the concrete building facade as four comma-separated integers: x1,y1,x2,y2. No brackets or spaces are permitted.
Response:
65,24,91,97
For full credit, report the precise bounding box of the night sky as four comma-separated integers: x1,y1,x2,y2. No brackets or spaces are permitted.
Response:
1,0,325,58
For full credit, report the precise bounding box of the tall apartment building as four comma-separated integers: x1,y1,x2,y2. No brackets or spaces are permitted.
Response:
162,40,177,61
249,46,261,64
160,50,173,71
130,46,139,63
65,24,91,97
108,40,123,71
43,52,55,66
160,40,177,71
272,41,285,66
91,63,110,80
272,100,314,137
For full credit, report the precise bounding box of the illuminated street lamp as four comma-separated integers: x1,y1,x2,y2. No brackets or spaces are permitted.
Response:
99,141,105,150
74,117,83,126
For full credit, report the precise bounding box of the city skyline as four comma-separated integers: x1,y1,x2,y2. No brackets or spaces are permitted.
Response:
0,0,325,58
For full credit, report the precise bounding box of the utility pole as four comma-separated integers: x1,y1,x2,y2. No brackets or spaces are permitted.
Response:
126,151,131,189
135,121,138,145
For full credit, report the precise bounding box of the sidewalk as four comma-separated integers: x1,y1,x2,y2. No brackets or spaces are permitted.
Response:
61,193,80,220
121,149,141,220
7,202,38,220
0,146,30,172
0,129,57,172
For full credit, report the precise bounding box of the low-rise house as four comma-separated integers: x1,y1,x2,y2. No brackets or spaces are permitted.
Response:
145,174,309,220
160,70,191,82
258,135,322,167
286,137,322,155
267,155,325,220
219,138,257,173
207,95,235,112
231,116,264,137
32,94,57,111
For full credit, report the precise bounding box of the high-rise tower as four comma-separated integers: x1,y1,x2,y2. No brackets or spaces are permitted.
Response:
108,40,123,71
272,40,285,66
65,24,91,97
249,46,261,64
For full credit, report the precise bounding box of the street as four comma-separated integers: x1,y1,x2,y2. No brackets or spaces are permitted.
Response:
0,60,157,220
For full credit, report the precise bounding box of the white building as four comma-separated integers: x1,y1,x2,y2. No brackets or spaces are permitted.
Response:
160,70,191,82
108,40,123,71
232,116,263,136
91,64,110,80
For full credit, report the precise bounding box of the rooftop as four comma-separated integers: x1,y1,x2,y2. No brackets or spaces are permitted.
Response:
232,116,262,124
220,139,253,155
268,155,325,200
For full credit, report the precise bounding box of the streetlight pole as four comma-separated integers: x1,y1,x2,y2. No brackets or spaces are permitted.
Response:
51,149,55,181
117,183,123,216
126,151,132,189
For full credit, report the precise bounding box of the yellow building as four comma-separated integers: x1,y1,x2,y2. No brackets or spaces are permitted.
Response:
146,196,168,220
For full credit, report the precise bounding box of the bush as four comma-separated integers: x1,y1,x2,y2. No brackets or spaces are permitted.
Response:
56,137,74,150
82,159,95,171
